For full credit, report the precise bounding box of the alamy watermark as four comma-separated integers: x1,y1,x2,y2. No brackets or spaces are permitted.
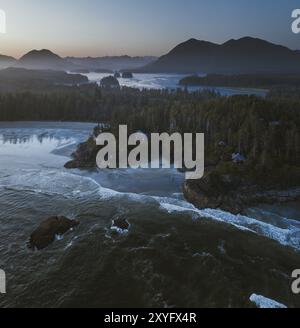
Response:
0,9,6,34
292,269,300,294
0,269,6,294
96,125,204,180
292,9,300,33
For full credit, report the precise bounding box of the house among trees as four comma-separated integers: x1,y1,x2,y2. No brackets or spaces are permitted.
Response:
218,141,226,147
269,121,281,126
232,153,246,164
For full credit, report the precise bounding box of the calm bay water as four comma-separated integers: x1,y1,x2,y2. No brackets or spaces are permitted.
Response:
0,122,299,308
81,73,268,97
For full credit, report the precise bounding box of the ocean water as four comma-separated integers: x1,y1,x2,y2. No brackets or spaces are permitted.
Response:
81,72,267,97
0,122,299,308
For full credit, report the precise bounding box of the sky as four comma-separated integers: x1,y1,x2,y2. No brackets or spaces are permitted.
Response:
0,0,299,58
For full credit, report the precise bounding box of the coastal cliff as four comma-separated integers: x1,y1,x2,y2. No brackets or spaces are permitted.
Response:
65,125,300,214
183,163,300,213
64,125,104,169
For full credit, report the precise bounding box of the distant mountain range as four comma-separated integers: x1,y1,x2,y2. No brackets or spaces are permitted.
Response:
140,37,300,74
14,49,67,70
0,55,17,68
1,37,300,74
66,55,157,71
0,50,157,71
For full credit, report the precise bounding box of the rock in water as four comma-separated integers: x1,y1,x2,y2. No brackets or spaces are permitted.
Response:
64,136,99,169
100,76,120,89
122,72,133,78
29,216,80,250
112,218,130,232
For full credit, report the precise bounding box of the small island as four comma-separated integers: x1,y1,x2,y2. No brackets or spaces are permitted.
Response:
100,76,120,89
122,72,133,79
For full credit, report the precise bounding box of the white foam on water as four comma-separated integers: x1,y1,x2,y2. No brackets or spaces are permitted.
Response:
0,170,102,198
155,196,300,250
110,226,129,235
246,207,300,228
97,180,159,204
53,138,77,150
1,162,299,250
88,188,300,251
55,234,64,241
250,294,287,309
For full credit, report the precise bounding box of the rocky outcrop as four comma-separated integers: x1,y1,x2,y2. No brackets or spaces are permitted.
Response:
64,125,141,170
122,72,133,78
64,136,99,169
183,169,300,214
66,125,300,214
64,125,106,169
100,76,120,89
112,218,130,231
29,216,79,250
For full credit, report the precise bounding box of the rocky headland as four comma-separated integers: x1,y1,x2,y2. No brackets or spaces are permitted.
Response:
65,125,300,214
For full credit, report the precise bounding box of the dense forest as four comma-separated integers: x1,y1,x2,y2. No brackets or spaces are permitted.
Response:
0,84,299,173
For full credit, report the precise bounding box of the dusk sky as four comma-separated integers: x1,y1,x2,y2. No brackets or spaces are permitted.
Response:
0,0,299,58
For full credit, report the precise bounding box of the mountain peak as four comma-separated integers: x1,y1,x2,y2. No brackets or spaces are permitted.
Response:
141,36,300,74
20,49,62,61
224,36,267,44
0,54,17,68
180,38,215,46
0,54,16,61
169,38,217,57
17,49,65,70
185,38,199,44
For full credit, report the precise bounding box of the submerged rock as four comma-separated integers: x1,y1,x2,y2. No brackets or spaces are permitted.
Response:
111,218,130,232
29,216,80,250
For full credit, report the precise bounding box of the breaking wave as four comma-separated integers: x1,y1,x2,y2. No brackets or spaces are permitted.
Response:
156,196,300,250
1,166,299,250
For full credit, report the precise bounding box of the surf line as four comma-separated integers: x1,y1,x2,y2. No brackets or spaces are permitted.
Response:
96,125,205,180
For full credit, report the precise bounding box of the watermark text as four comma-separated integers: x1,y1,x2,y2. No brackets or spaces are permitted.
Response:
96,125,204,180
0,9,6,34
292,9,300,34
292,269,300,294
0,269,6,294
